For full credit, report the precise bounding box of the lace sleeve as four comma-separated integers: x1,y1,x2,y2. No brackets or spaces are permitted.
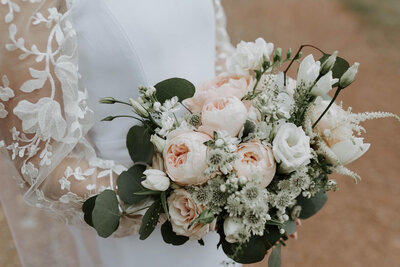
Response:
0,0,126,224
213,0,234,74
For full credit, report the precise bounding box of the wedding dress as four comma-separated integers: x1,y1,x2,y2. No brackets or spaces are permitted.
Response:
0,0,235,266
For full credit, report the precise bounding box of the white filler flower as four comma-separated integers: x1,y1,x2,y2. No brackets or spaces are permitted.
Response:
272,123,312,173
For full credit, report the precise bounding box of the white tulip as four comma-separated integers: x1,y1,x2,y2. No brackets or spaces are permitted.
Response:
311,71,338,96
142,169,170,191
150,134,166,153
297,54,320,88
223,217,245,243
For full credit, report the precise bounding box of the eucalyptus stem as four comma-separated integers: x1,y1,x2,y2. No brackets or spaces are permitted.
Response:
284,44,327,86
312,87,342,128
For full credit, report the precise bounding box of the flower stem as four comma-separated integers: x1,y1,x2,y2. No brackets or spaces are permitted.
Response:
312,87,342,128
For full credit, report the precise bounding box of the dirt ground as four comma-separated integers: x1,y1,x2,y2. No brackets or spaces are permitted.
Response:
1,0,399,266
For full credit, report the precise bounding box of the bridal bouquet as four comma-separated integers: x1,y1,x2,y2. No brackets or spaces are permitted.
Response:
83,38,398,265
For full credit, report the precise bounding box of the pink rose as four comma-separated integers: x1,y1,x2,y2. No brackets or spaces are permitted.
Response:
184,75,254,113
234,141,276,187
168,189,216,240
163,130,211,185
200,96,248,137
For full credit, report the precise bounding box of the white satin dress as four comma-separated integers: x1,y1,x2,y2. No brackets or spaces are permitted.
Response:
71,0,230,266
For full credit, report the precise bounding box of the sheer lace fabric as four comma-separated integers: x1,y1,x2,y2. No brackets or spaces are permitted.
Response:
0,0,233,233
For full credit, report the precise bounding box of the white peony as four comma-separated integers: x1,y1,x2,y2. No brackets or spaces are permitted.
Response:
312,98,370,165
223,217,245,243
227,38,274,75
272,123,312,173
141,169,170,191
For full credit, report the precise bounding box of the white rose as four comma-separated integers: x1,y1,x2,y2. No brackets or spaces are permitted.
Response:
141,169,170,191
272,123,312,173
227,38,274,75
168,189,216,240
223,217,245,243
200,96,248,137
312,98,370,165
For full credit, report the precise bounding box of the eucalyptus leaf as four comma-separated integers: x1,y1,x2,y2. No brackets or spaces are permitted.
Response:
241,120,256,139
296,191,328,219
139,199,162,240
154,78,195,104
161,221,189,245
126,125,153,165
268,245,281,267
134,190,162,196
319,54,350,81
221,235,268,264
82,195,98,227
117,165,147,205
283,220,297,235
264,225,282,249
92,190,120,238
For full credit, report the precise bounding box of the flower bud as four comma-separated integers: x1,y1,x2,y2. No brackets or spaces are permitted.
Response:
129,98,149,117
224,217,245,243
150,134,166,153
101,116,115,121
286,48,292,59
320,51,338,76
142,169,170,191
153,102,161,112
273,47,282,62
99,97,116,104
339,62,359,88
146,86,156,97
294,51,303,60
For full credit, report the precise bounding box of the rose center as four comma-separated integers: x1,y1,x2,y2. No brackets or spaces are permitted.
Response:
204,98,230,111
167,143,189,168
242,151,260,164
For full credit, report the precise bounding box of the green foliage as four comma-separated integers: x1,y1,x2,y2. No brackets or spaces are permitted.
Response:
161,191,170,220
189,209,215,227
296,191,328,219
161,221,189,245
283,220,297,235
264,225,282,249
154,78,195,104
139,199,163,240
241,120,256,140
82,195,97,227
126,125,154,165
268,245,281,267
117,165,148,205
92,190,120,238
221,235,268,264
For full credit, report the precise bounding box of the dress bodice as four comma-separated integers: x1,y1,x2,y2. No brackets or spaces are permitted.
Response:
71,0,216,164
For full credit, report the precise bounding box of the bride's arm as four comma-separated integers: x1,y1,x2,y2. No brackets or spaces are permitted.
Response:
0,0,124,221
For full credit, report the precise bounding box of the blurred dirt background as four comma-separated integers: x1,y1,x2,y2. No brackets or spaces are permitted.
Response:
1,0,399,266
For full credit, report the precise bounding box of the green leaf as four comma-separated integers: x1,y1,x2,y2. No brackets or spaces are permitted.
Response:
154,78,195,104
92,190,120,238
189,209,214,228
268,245,281,267
126,125,154,165
134,190,162,196
82,195,98,227
139,199,162,240
264,225,282,249
161,191,170,220
117,165,147,205
283,220,297,235
296,191,328,219
222,235,268,264
242,120,256,139
161,221,189,245
198,239,205,246
319,54,350,81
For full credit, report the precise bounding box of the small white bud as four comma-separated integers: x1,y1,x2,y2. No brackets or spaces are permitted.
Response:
239,176,247,185
145,86,156,97
220,184,227,192
153,102,161,112
215,139,224,147
339,62,360,88
282,214,289,221
129,98,149,117
266,214,272,221
279,228,285,234
320,51,338,75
